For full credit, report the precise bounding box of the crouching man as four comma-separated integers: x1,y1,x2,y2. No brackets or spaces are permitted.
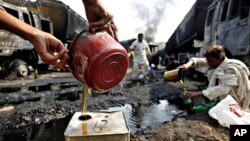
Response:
178,45,250,111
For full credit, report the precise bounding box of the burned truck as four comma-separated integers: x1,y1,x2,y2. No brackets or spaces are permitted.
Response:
200,0,250,67
0,0,88,77
0,1,52,77
25,0,88,48
165,0,250,76
164,0,213,63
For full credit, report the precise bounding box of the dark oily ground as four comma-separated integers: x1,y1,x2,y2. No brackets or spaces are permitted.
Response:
128,79,229,141
0,72,229,141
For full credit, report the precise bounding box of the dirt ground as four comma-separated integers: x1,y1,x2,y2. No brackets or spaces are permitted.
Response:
0,69,230,141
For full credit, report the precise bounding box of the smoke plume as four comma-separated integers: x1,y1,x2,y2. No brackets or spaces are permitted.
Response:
131,0,174,43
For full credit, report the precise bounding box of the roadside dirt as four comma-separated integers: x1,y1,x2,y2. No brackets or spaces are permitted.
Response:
0,70,230,141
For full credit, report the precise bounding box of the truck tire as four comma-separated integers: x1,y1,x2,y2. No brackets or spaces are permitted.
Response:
9,59,30,77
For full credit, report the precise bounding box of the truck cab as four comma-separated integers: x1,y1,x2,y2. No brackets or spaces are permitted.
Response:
202,0,250,65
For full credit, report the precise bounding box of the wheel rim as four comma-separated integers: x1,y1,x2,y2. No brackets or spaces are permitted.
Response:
17,65,28,77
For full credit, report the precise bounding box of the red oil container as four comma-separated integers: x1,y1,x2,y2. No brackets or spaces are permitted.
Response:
69,30,129,93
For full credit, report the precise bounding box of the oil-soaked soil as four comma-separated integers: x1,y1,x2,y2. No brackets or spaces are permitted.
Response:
0,71,230,141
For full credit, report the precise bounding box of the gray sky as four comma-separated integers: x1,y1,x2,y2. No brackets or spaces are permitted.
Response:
60,0,196,42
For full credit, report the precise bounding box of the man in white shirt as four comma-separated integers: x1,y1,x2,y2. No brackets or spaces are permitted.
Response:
129,33,151,79
179,45,250,110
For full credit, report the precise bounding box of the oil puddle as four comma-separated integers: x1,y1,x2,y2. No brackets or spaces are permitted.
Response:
104,100,184,133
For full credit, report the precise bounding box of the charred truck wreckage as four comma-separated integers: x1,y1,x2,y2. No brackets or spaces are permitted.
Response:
0,0,88,78
165,0,250,79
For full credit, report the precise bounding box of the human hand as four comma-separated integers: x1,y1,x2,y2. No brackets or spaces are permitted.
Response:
177,64,189,71
185,91,203,98
31,31,69,69
177,59,194,71
83,0,118,41
0,9,69,69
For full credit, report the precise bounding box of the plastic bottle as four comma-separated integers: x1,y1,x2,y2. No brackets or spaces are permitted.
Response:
192,101,217,113
183,97,194,114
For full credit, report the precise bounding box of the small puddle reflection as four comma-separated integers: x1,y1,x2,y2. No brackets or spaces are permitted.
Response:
105,100,183,133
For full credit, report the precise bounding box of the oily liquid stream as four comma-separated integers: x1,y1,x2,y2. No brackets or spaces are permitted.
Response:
82,86,89,115
180,80,187,95
81,85,90,135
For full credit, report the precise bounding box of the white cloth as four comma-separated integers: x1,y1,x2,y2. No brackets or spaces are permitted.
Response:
132,62,150,78
190,57,250,110
130,40,151,65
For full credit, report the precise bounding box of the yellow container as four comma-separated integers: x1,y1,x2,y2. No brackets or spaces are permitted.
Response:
164,69,182,81
64,111,130,141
